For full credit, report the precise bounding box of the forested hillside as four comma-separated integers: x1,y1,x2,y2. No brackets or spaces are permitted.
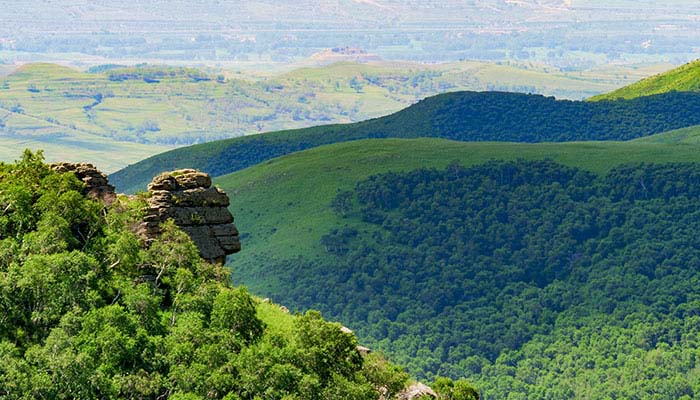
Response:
213,139,700,398
256,160,700,398
111,90,700,193
0,151,443,399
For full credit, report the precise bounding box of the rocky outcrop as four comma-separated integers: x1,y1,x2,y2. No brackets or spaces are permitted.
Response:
141,169,240,264
397,383,438,400
51,162,116,204
52,164,240,264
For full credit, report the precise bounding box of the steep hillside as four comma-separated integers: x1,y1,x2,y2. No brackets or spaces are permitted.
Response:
590,59,700,101
0,151,442,399
217,138,700,398
112,90,700,192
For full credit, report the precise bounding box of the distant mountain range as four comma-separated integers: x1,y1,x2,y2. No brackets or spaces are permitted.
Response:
111,58,700,192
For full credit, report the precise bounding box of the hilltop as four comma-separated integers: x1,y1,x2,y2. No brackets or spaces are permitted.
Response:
309,47,383,64
111,90,700,193
590,59,700,101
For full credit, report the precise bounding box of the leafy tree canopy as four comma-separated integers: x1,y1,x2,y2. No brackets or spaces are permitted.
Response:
0,150,418,399
252,159,700,399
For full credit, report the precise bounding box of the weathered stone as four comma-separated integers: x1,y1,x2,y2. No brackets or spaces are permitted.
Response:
173,170,212,189
170,187,230,207
181,225,226,260
142,169,240,264
147,174,178,191
211,224,239,237
50,162,116,204
397,383,437,400
204,207,234,225
148,169,212,191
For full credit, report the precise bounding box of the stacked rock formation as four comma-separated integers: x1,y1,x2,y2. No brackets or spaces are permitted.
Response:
141,169,240,264
51,162,116,204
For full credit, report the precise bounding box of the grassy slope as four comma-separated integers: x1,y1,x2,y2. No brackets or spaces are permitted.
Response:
590,59,700,101
631,124,700,144
220,138,700,289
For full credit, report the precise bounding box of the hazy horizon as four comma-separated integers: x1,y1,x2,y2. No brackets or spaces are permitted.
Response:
1,1,699,69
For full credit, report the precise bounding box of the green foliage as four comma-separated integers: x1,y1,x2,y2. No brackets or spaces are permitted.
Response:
231,158,700,398
112,90,700,193
211,287,265,345
0,150,409,399
294,310,363,384
433,377,480,400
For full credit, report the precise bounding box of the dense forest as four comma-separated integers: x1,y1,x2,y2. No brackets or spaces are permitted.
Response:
0,151,484,399
111,90,700,193
238,159,700,398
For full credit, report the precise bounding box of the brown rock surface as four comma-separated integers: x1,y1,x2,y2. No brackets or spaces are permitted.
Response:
397,383,438,400
141,169,241,264
51,162,116,204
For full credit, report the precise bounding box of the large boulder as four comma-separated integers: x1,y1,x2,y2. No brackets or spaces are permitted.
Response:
141,169,241,264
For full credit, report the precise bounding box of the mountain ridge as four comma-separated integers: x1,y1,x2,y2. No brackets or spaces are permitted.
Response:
111,90,700,193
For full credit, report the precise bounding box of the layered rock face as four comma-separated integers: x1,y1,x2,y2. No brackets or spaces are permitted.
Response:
141,169,241,264
51,162,116,204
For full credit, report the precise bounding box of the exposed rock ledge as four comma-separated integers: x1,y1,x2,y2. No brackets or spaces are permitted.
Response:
55,164,240,265
140,169,241,264
397,383,437,400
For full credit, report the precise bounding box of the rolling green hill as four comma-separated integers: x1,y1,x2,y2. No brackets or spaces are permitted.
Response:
111,90,700,193
631,124,700,144
590,59,700,101
217,138,700,398
220,137,700,282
